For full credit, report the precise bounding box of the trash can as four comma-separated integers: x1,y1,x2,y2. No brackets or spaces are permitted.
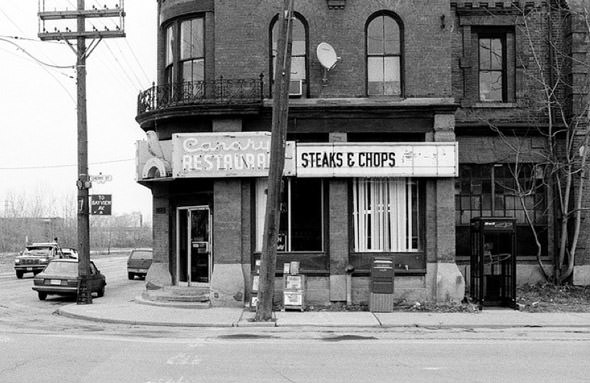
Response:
369,257,394,312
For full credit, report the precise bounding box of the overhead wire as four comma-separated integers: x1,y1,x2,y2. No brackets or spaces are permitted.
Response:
0,40,76,103
0,34,65,45
90,0,152,86
61,0,146,91
0,158,135,171
0,37,74,69
0,4,76,102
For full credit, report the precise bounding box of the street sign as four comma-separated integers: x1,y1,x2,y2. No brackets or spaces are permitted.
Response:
90,194,112,215
89,174,113,184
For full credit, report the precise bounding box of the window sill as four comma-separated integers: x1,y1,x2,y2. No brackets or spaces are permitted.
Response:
472,102,518,108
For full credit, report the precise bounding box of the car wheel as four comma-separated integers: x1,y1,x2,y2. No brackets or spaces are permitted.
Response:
38,292,47,300
16,271,23,279
97,284,105,297
128,272,134,280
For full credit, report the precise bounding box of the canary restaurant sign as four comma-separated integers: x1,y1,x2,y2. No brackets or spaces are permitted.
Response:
296,142,458,177
172,132,295,178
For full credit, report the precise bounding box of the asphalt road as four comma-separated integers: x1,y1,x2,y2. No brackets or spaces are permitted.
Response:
1,255,590,383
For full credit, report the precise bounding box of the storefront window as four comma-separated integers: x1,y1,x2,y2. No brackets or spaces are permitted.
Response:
455,163,548,258
352,178,421,252
255,178,324,252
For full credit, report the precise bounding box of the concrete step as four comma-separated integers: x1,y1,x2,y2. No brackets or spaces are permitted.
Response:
143,286,210,303
137,293,211,309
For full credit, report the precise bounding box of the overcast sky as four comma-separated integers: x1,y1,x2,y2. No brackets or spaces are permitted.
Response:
0,1,156,221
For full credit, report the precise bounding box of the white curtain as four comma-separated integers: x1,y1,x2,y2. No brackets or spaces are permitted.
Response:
353,178,416,252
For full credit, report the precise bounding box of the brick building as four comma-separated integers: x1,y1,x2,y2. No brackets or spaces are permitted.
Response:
134,0,589,308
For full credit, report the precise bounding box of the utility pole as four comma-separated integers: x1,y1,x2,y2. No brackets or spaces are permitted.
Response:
38,0,125,304
255,0,294,321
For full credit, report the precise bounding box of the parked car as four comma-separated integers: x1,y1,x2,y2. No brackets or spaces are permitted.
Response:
127,248,153,280
61,247,78,259
32,258,106,300
14,242,63,279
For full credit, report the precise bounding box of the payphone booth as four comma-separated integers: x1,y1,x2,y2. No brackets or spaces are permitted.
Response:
470,217,517,309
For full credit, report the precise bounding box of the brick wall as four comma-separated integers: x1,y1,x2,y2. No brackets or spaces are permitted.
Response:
213,0,451,98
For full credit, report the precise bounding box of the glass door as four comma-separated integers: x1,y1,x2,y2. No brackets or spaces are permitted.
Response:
176,206,212,286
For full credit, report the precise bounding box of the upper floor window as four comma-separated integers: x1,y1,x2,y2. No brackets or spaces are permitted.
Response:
180,18,204,83
479,35,505,102
271,14,307,95
165,25,174,85
163,17,205,85
366,13,402,97
460,24,515,105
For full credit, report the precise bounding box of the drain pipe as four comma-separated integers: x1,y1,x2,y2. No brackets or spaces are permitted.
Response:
345,264,355,306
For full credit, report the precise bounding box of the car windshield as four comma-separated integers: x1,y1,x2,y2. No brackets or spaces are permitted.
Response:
23,247,52,256
130,250,152,260
43,261,78,275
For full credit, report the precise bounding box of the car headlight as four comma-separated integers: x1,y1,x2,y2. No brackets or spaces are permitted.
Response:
15,259,21,264
39,258,48,263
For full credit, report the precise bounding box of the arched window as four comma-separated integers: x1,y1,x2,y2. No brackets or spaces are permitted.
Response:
270,14,307,96
366,13,402,96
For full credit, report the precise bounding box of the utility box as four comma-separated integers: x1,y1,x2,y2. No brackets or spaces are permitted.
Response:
369,257,394,312
283,262,305,311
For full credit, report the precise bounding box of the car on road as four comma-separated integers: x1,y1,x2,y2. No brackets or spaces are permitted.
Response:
127,248,153,280
61,247,78,259
14,242,64,279
32,258,106,300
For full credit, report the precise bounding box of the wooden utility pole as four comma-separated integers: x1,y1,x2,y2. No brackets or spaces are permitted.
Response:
255,0,294,321
38,0,125,304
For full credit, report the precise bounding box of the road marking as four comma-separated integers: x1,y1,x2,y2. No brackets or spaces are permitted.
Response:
145,377,187,383
166,353,201,365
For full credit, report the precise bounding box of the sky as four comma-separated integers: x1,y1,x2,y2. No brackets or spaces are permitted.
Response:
0,1,157,221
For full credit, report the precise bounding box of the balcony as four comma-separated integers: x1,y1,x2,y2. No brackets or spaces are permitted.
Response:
136,76,264,126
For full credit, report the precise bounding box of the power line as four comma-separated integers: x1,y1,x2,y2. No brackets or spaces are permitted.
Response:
0,7,27,35
0,41,76,103
0,158,134,171
0,35,65,45
0,37,74,69
109,39,144,89
124,39,152,85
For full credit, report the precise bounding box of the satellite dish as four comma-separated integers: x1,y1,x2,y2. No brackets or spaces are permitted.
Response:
316,42,338,71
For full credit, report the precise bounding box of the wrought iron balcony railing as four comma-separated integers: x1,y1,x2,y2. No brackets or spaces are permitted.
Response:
137,75,264,115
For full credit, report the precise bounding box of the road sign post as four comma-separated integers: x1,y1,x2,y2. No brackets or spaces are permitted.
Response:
38,1,125,304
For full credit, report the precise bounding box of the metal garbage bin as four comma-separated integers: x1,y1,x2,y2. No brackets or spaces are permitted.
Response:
369,257,394,312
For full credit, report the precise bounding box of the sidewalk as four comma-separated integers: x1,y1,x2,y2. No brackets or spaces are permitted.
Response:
56,288,590,329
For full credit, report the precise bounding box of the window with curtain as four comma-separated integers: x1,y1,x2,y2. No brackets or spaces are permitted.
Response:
352,178,420,252
271,15,307,92
366,13,402,97
180,18,205,83
165,25,174,85
255,178,323,252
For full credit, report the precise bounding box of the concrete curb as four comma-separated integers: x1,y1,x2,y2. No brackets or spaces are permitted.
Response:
56,306,590,329
56,308,237,327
